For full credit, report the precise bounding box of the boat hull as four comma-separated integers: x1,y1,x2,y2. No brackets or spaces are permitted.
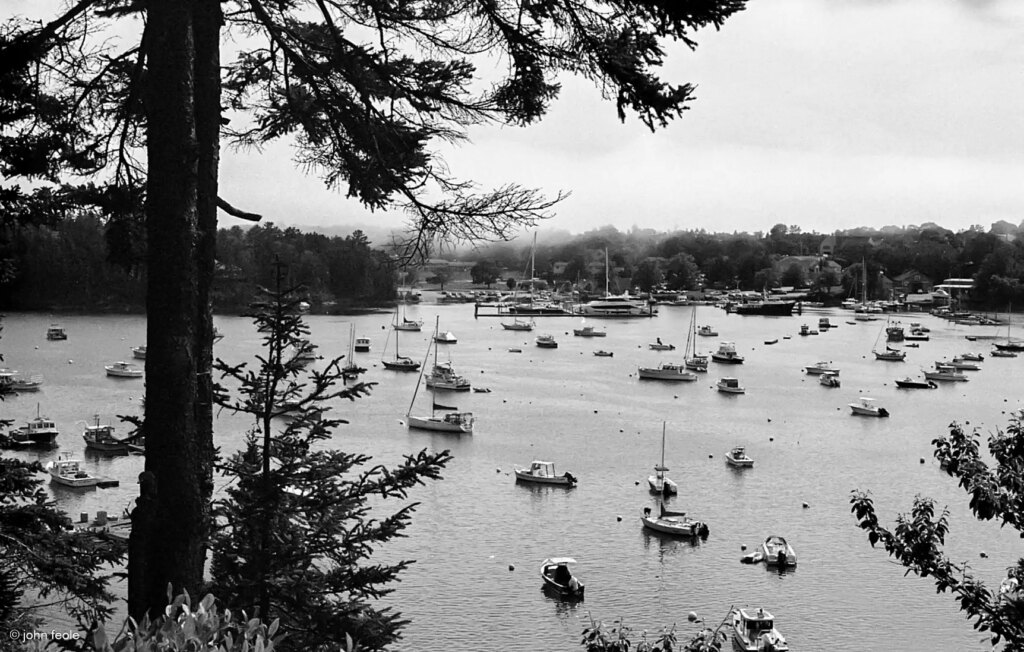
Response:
514,469,575,485
406,415,473,433
641,515,707,537
382,359,420,371
734,301,796,316
638,366,697,381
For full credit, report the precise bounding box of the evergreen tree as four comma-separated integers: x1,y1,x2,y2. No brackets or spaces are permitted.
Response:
209,268,451,650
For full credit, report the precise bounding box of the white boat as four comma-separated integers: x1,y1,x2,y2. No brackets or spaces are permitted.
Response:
501,318,534,331
83,415,131,453
514,460,577,486
641,504,709,538
434,330,458,344
131,345,147,360
717,377,745,394
904,329,930,341
942,357,981,371
572,325,606,338
535,334,558,348
46,456,98,488
291,339,319,363
804,361,839,375
423,318,471,390
684,307,709,372
648,423,678,496
406,410,474,433
761,534,797,567
637,362,697,381
872,323,906,361
958,352,984,361
732,608,789,652
579,248,652,317
725,446,754,467
105,361,143,378
849,396,889,417
46,324,67,340
393,304,423,331
648,340,675,351
711,342,744,364
818,371,841,388
924,364,969,382
0,368,43,392
697,325,718,337
540,557,585,598
7,404,59,448
406,325,474,433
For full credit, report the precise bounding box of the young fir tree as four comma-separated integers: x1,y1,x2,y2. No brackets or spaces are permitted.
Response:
0,327,124,647
209,272,452,651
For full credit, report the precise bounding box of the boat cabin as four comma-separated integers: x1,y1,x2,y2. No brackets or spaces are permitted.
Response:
736,608,778,638
527,460,556,477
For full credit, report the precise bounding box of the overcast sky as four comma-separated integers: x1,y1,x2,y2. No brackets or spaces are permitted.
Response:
17,0,1024,237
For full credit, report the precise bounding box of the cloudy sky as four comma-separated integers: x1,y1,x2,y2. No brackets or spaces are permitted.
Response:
19,0,1024,237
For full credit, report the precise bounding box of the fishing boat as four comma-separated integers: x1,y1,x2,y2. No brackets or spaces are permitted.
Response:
641,504,709,538
6,404,59,448
849,397,889,417
131,345,147,360
818,371,841,388
501,318,534,331
83,415,131,453
46,324,68,340
711,342,744,364
803,361,839,375
513,460,577,486
717,377,745,394
732,608,789,652
354,337,371,352
105,361,144,378
761,534,797,567
535,334,558,348
725,446,754,468
648,423,678,496
0,368,43,392
46,455,98,488
895,376,937,389
685,308,709,371
572,325,606,338
637,362,697,382
405,342,474,433
540,558,585,599
885,320,905,341
381,317,420,372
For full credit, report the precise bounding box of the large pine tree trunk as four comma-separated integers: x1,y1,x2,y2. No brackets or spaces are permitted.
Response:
130,0,209,620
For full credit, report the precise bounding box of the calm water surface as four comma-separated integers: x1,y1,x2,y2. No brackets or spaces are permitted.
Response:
2,305,1021,651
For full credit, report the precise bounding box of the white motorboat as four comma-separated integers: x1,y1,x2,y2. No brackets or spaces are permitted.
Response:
641,504,709,538
849,396,889,417
434,330,458,344
46,456,98,488
924,364,968,382
818,371,841,388
637,362,697,382
958,352,983,361
944,356,981,371
573,325,606,338
83,416,131,453
540,557,585,598
406,411,474,433
131,345,147,360
514,460,577,486
732,608,789,652
0,368,43,392
711,342,744,364
354,337,371,352
717,377,745,394
579,248,651,317
104,361,143,378
804,361,839,375
725,446,754,468
648,423,678,496
761,534,797,567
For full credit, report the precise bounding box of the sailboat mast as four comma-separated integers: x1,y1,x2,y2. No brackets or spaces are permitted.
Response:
406,336,434,418
660,421,666,468
605,248,610,297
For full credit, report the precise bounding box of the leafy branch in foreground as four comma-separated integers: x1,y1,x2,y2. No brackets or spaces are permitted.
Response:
209,273,451,651
851,413,1024,650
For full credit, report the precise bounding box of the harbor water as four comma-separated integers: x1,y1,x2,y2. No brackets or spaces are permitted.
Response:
1,305,1020,651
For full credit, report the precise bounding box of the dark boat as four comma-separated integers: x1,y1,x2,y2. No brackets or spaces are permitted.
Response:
895,377,937,389
734,298,796,316
540,557,585,599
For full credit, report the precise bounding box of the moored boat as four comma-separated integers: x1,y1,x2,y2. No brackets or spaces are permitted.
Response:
648,339,675,350
818,371,841,388
697,325,718,337
104,361,143,378
849,396,889,417
711,342,744,364
535,334,558,348
434,330,458,344
46,324,68,340
593,350,613,357
732,608,789,652
0,368,43,392
46,456,98,488
6,404,59,448
540,557,585,599
803,361,839,375
573,325,606,338
131,345,147,360
354,337,371,352
83,416,131,453
514,460,577,486
761,534,797,567
895,376,937,389
641,504,709,538
637,362,697,382
717,377,745,394
924,364,968,382
648,423,677,496
725,446,754,467
501,318,534,331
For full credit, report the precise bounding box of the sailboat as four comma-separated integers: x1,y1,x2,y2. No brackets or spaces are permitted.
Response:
508,233,569,316
342,325,365,379
647,422,678,496
394,302,423,331
854,259,881,321
994,305,1024,353
684,306,708,372
405,337,474,433
424,316,471,390
381,313,420,372
872,322,906,361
